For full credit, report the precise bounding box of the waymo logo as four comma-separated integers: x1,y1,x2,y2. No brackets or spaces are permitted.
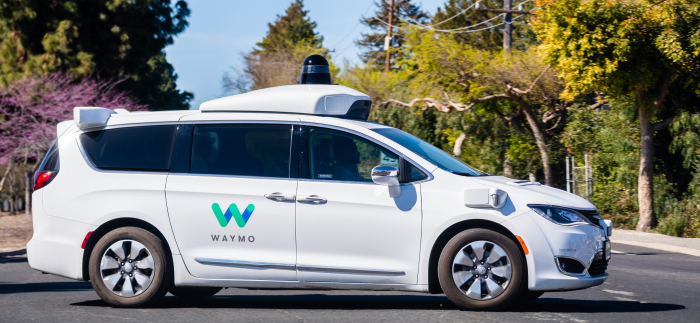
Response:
212,203,255,228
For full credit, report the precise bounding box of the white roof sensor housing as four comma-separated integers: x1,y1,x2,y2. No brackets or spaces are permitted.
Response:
199,84,373,120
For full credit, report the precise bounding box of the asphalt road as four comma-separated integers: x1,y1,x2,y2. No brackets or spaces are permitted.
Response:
1,243,698,323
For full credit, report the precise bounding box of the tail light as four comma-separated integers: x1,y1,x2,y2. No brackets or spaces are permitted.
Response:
33,171,58,190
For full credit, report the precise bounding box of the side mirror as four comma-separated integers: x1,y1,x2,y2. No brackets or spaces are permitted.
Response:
371,165,401,198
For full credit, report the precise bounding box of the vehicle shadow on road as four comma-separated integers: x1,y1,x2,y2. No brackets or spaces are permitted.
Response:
72,295,685,313
510,298,685,313
0,256,28,264
0,281,93,294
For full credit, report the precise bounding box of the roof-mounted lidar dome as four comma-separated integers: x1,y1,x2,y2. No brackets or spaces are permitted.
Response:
300,54,331,85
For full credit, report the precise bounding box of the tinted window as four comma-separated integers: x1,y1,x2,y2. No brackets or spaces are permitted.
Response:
191,124,292,178
309,127,399,182
39,141,60,172
373,127,483,176
81,125,177,171
404,161,427,182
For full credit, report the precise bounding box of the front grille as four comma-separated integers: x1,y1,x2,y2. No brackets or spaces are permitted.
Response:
577,209,603,228
588,259,608,277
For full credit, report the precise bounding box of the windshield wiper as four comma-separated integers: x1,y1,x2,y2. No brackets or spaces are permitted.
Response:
452,172,478,177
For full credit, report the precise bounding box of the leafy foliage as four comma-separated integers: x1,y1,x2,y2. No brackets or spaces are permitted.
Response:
432,0,536,51
356,0,428,69
0,0,192,110
0,72,146,164
256,0,323,52
223,0,336,93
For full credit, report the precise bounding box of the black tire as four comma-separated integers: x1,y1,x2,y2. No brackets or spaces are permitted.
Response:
437,228,525,311
89,227,172,307
169,286,223,299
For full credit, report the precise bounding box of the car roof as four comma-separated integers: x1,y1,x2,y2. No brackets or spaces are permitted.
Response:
199,84,371,119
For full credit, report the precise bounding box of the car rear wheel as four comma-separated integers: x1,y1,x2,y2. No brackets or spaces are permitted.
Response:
438,228,525,311
89,227,171,307
169,286,223,299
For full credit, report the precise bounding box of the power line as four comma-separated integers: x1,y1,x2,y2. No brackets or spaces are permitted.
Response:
330,0,376,49
398,0,532,32
415,1,479,28
375,14,526,34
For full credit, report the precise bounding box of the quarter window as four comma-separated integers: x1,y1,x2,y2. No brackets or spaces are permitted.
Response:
190,124,292,178
81,125,177,172
309,127,399,182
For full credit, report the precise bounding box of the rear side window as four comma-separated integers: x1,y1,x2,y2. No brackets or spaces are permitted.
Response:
39,141,60,172
81,125,177,172
190,124,292,178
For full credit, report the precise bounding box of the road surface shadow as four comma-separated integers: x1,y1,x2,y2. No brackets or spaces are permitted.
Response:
72,295,684,313
0,256,28,264
511,298,685,313
0,281,93,294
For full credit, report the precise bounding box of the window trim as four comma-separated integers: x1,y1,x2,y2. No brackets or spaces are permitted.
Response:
177,122,298,180
301,123,433,184
75,123,179,175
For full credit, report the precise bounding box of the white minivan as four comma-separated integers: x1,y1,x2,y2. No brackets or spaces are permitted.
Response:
28,83,611,310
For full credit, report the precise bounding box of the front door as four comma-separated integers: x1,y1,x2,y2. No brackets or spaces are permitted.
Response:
166,123,298,281
295,127,423,284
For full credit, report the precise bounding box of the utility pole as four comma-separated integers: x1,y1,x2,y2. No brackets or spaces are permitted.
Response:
385,0,395,74
503,0,512,54
476,0,534,58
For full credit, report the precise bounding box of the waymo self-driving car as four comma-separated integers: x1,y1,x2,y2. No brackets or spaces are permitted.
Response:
28,55,611,310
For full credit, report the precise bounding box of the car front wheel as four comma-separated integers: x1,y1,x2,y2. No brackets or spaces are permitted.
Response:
438,228,525,310
89,227,172,307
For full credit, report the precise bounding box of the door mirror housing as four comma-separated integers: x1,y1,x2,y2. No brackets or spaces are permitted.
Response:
371,165,401,198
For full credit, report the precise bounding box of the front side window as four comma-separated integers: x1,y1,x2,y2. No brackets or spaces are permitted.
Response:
373,127,483,176
190,124,292,178
309,127,399,182
81,125,177,172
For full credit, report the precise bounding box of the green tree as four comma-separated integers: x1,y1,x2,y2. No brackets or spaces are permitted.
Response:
431,0,536,51
533,0,700,230
256,0,323,53
356,0,428,69
0,0,192,110
375,28,566,186
223,0,335,93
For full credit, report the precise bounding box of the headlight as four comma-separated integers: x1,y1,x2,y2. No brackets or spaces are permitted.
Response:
529,205,591,226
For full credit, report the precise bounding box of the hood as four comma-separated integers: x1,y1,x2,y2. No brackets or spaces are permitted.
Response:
471,176,596,210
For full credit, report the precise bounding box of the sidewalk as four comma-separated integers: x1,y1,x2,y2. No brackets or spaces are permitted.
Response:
611,229,700,258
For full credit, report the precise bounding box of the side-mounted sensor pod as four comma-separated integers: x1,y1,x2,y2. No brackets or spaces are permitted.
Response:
464,187,508,209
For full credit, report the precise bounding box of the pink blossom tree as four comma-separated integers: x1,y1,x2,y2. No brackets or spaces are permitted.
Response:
0,72,147,214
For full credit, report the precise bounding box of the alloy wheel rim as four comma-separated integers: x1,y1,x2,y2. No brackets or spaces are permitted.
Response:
451,240,512,300
100,240,155,297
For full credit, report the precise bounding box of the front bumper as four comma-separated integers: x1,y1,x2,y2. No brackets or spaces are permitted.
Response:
506,210,609,291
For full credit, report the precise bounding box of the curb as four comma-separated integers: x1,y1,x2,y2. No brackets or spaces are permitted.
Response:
611,240,700,258
0,248,27,258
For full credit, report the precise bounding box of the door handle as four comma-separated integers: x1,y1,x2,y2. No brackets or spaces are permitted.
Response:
296,195,327,204
264,192,295,202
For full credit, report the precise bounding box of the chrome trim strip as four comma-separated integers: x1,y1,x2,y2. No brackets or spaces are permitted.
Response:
194,258,405,276
195,258,296,271
297,265,405,276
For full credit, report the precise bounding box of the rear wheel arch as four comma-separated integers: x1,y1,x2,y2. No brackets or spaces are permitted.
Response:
82,218,174,282
427,219,527,294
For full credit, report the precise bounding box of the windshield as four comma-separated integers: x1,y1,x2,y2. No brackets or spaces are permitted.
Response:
373,128,483,176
